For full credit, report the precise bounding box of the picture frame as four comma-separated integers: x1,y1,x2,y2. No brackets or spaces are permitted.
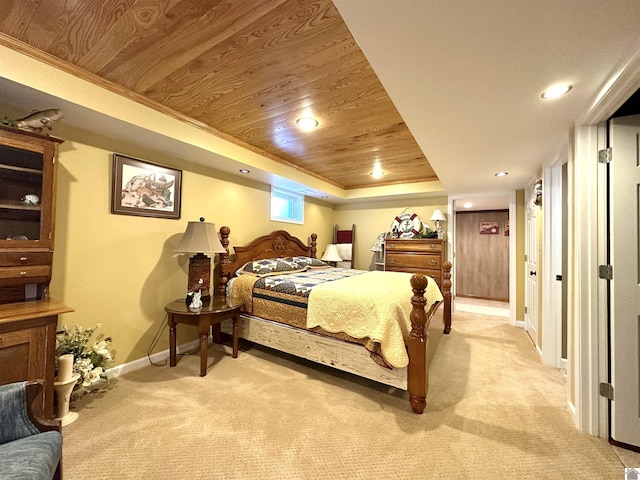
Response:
111,154,182,219
480,221,499,235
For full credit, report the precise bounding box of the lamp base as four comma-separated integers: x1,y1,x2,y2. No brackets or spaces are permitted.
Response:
188,253,211,301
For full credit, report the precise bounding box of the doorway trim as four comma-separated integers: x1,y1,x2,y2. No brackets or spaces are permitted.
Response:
541,161,565,367
572,47,640,436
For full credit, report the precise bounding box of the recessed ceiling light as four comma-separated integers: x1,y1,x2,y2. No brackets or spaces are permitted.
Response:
541,84,572,99
239,169,250,174
296,117,319,131
370,162,385,179
463,202,473,208
495,171,508,177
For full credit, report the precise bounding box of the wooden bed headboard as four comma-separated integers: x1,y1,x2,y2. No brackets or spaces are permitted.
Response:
216,227,317,295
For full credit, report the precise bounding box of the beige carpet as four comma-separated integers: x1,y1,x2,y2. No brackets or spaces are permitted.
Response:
62,311,639,479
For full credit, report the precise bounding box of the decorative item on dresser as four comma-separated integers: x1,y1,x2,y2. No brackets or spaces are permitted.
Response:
0,126,73,421
429,209,446,239
217,227,453,414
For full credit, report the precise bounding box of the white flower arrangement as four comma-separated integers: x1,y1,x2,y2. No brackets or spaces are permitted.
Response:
55,324,114,393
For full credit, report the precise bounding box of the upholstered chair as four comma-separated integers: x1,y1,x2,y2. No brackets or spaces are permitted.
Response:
0,381,62,480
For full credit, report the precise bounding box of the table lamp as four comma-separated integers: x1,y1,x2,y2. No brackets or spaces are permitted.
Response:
174,217,226,302
430,209,446,239
321,244,343,266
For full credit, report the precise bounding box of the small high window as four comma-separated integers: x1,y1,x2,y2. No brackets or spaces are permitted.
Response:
270,187,304,224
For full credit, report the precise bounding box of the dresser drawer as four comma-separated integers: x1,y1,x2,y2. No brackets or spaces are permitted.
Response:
0,265,51,281
0,252,52,266
386,253,441,270
385,241,442,253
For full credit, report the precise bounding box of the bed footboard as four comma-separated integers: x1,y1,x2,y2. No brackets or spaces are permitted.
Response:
407,264,452,414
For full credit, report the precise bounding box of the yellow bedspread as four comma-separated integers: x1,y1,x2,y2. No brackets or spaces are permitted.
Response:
307,270,443,368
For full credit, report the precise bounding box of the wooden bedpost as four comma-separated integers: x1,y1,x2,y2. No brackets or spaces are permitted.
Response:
217,226,231,296
408,274,428,414
310,233,317,258
442,261,452,334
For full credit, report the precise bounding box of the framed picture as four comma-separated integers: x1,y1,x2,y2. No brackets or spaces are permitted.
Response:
111,154,182,219
480,221,499,235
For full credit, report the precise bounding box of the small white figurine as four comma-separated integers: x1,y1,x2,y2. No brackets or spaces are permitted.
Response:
189,290,203,310
22,194,40,206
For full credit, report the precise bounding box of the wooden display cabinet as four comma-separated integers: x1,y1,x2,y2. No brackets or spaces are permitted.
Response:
0,126,71,420
0,126,63,304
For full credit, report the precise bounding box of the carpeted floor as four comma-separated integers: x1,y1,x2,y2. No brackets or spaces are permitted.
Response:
62,310,640,479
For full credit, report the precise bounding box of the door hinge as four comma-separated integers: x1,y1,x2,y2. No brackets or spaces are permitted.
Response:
598,264,613,280
598,148,612,164
524,306,528,314
599,382,614,400
524,254,528,262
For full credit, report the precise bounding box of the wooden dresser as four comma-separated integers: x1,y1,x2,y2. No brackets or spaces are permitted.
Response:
384,238,446,288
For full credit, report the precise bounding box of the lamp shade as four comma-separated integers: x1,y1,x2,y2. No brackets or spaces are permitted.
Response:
321,244,343,263
175,218,225,253
430,209,446,222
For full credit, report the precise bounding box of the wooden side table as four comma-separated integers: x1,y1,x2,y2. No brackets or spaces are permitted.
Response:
165,296,242,377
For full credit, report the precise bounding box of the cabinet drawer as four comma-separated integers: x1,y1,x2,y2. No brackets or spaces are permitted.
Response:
385,241,442,253
0,265,50,280
386,253,441,270
0,252,52,266
0,329,31,348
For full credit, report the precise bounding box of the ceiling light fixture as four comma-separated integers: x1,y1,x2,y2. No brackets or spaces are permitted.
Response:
463,202,473,208
541,84,572,99
370,162,384,179
296,117,319,131
239,169,250,174
495,171,508,177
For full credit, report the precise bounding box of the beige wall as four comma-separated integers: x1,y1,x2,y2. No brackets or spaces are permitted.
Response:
49,125,335,365
334,197,448,270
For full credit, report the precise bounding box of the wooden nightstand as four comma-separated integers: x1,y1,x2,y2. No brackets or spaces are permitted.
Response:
165,296,242,377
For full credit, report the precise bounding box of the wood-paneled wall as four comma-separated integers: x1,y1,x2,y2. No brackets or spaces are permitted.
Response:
456,210,509,301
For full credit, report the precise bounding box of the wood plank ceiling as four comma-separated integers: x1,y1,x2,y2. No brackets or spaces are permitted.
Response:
0,0,437,190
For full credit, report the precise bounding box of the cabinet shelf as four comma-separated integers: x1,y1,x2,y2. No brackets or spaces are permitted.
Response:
0,163,43,175
0,202,41,212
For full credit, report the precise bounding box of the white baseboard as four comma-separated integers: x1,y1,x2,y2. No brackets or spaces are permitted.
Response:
515,320,525,328
106,337,205,379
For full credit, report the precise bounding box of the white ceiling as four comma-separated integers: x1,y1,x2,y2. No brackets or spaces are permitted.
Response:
334,0,640,200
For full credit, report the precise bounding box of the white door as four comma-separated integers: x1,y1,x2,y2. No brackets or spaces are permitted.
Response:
525,192,539,349
609,115,640,448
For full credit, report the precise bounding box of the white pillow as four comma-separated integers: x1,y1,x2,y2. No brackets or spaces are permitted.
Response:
336,243,352,261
